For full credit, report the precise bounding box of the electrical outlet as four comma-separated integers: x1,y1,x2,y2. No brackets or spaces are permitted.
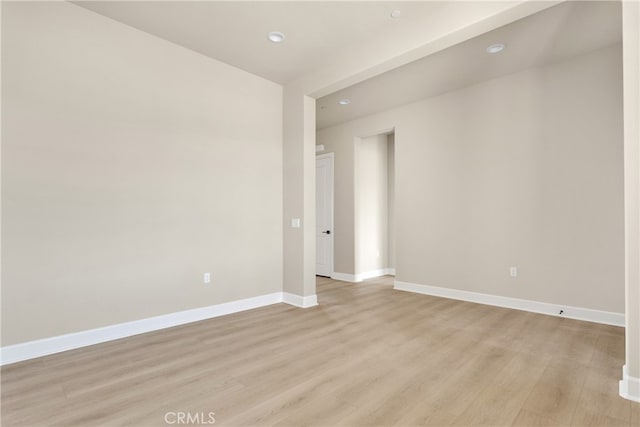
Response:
510,267,518,277
203,272,211,284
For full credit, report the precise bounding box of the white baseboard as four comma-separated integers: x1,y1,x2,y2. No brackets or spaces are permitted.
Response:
332,268,395,283
393,281,625,327
1,292,291,366
620,365,640,402
283,292,318,308
354,269,385,281
331,272,358,282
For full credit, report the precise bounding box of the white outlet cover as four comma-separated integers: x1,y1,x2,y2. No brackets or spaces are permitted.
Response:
204,272,211,284
291,218,301,228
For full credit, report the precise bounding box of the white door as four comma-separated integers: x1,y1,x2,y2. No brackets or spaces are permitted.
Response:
316,154,334,277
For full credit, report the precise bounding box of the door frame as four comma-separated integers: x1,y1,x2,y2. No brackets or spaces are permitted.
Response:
316,152,334,277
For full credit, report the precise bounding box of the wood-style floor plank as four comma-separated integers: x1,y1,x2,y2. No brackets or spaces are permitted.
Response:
1,276,637,426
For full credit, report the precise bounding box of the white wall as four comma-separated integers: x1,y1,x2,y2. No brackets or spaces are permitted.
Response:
317,44,624,313
1,2,283,345
354,134,389,275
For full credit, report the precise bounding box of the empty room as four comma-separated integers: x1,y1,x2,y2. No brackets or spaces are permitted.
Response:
1,1,639,426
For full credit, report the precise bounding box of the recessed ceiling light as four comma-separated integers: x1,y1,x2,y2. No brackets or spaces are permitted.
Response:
486,43,506,54
390,9,401,18
338,99,351,105
267,31,285,43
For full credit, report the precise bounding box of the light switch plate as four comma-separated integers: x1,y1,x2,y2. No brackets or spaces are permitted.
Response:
291,218,301,228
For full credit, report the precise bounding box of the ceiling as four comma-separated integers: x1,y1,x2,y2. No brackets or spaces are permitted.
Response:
74,1,449,84
74,1,622,130
317,1,622,129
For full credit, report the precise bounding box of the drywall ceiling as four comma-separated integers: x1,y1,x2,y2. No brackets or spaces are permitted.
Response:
317,0,622,129
74,1,621,130
74,1,449,85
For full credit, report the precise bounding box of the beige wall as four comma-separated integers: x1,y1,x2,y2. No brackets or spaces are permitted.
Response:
317,44,624,313
1,2,283,345
354,134,389,274
388,134,395,270
282,89,316,297
285,2,558,298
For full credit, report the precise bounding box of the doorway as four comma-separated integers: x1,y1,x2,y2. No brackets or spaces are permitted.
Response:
353,132,395,279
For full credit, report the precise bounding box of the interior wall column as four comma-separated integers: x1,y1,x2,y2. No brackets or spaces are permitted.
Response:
283,85,317,303
620,0,640,403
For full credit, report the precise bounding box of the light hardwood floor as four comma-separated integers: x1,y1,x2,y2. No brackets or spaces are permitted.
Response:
2,276,638,426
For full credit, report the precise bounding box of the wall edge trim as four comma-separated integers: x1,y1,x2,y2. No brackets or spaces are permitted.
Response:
283,292,318,308
620,365,640,402
332,268,394,283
